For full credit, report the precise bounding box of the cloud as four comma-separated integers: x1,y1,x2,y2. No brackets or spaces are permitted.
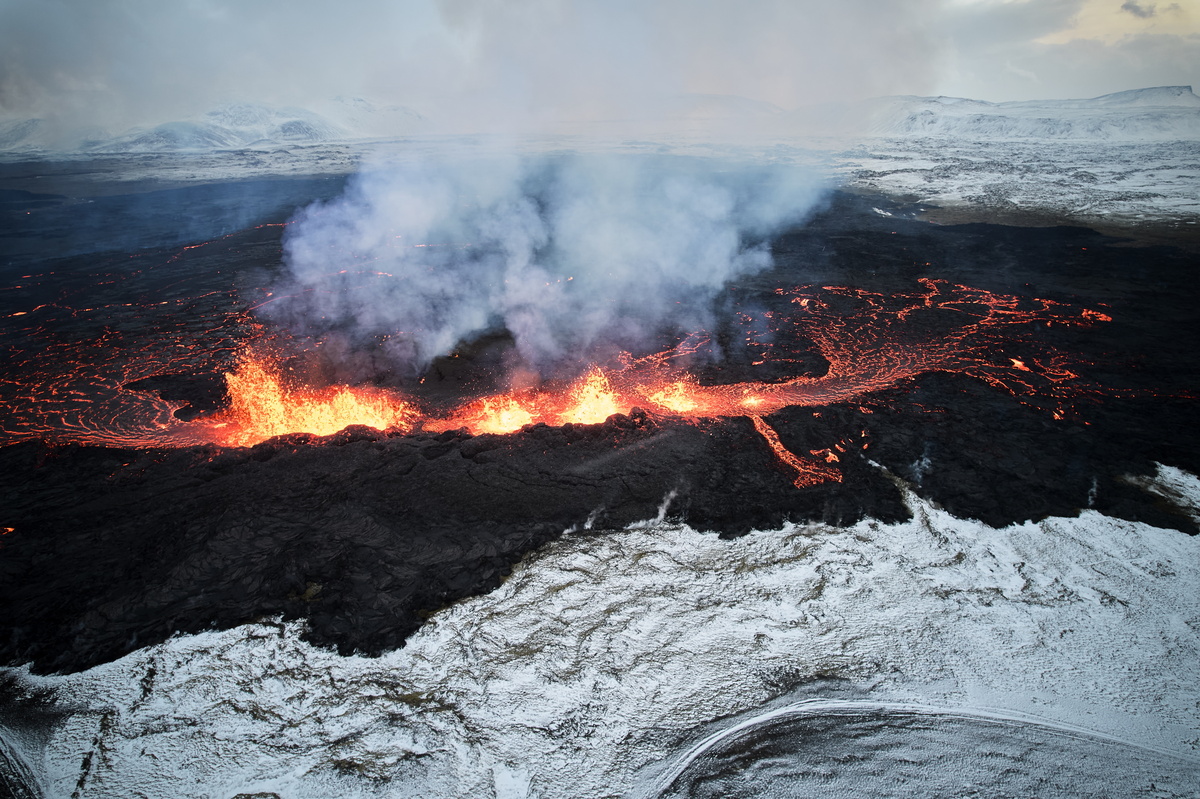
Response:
0,0,942,134
1121,1,1157,18
950,31,1200,99
945,0,1085,50
0,0,454,130
935,0,1200,100
2,0,1195,130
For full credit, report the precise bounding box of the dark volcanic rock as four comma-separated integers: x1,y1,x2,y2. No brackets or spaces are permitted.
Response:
125,373,228,420
1,188,1198,676
0,411,909,674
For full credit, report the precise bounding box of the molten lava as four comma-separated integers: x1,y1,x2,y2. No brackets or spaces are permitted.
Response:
2,277,1116,489
562,368,622,425
749,415,844,489
425,367,630,434
442,396,536,436
208,355,416,447
644,379,700,414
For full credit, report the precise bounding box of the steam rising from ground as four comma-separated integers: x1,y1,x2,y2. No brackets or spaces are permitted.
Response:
273,154,826,377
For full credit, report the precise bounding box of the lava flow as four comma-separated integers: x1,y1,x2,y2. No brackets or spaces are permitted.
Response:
2,277,1112,488
168,278,1113,487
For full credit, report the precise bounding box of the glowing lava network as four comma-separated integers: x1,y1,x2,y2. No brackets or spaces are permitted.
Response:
0,274,1113,489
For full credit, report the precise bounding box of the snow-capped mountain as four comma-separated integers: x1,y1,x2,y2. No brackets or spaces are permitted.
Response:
90,103,348,153
0,117,114,153
0,99,429,155
867,85,1200,140
0,118,45,150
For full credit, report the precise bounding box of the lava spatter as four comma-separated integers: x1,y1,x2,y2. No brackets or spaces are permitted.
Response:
206,353,418,447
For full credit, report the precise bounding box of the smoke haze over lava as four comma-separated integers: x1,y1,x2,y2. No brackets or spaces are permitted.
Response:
271,153,826,379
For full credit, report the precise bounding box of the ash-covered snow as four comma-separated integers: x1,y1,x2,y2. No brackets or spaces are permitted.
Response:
5,466,1199,798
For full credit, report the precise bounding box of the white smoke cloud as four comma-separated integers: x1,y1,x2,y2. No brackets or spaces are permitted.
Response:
272,152,826,376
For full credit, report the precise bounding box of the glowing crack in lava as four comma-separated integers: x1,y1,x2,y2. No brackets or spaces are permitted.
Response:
1,279,1112,489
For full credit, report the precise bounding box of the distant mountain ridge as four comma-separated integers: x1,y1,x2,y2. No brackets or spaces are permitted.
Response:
0,98,428,155
0,87,1196,154
868,86,1200,140
89,104,345,153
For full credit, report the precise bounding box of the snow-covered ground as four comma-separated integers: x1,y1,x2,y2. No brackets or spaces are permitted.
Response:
835,86,1200,229
865,86,1200,142
9,132,1195,236
4,466,1199,798
837,137,1200,229
3,87,1197,231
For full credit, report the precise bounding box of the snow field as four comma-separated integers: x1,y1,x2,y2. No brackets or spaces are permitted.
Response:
11,465,1200,798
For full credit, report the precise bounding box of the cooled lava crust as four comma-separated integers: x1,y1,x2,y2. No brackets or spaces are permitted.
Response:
2,190,1197,674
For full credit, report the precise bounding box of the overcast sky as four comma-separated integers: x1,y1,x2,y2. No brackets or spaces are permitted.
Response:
1,0,1197,132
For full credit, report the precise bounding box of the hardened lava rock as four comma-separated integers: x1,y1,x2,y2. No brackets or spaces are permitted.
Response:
0,410,909,674
2,193,1198,675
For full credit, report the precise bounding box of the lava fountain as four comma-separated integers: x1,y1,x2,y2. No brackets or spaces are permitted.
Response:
209,355,419,447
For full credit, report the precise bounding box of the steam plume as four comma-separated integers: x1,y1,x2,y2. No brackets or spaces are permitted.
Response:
271,153,826,378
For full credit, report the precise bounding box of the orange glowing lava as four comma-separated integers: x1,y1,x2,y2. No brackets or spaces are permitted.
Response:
561,367,622,425
644,378,700,414
426,366,631,434
207,354,416,447
749,415,843,488
441,395,536,436
2,278,1117,491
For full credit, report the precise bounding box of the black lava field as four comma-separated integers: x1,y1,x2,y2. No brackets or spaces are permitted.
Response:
1,172,1197,675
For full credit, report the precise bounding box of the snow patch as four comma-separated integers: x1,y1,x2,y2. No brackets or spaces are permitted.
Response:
1125,463,1200,524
